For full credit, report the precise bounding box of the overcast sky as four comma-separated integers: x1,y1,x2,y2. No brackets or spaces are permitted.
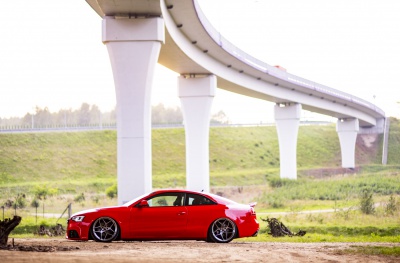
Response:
0,0,399,122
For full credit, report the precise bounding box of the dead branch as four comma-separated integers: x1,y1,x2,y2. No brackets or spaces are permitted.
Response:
262,217,306,237
0,216,22,246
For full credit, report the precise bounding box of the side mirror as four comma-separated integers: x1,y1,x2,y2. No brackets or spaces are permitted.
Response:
138,200,149,208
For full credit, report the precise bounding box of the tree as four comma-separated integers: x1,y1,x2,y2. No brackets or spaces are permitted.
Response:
57,108,73,127
211,110,230,124
385,195,397,215
0,216,22,246
359,188,375,215
0,102,231,128
78,103,91,126
22,113,34,127
31,199,40,224
89,104,102,125
12,194,27,215
34,106,52,127
152,103,183,124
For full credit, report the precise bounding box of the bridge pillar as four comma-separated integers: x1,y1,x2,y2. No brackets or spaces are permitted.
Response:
178,75,216,192
102,16,164,204
274,103,302,179
336,118,359,168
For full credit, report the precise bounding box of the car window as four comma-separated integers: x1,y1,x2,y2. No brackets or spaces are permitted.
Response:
186,193,216,206
147,193,184,207
207,193,238,205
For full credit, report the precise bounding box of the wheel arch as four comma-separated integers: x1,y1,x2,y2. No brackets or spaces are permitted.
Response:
90,215,121,242
207,217,238,243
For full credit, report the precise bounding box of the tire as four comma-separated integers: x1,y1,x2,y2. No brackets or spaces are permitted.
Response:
208,218,237,243
91,217,119,242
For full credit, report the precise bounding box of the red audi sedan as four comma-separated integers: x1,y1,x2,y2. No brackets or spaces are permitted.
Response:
66,189,259,243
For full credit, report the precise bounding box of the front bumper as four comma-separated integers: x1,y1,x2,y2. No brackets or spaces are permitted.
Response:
66,220,90,241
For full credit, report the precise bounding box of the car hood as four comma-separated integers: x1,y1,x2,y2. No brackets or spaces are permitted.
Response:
70,206,121,217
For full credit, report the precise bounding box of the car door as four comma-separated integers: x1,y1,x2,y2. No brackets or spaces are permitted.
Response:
184,193,222,239
130,193,188,239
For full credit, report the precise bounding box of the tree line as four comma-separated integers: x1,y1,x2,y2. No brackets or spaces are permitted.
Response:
0,103,229,128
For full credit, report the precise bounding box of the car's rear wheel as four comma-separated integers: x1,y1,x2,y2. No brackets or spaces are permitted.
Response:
91,217,119,242
208,218,236,243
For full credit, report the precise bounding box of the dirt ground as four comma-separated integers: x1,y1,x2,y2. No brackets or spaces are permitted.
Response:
1,238,399,263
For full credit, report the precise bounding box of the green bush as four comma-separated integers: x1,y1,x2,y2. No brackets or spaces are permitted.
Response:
267,196,285,208
268,177,299,188
106,184,117,199
359,188,375,215
385,195,398,215
10,193,27,209
30,198,40,208
74,193,85,203
34,185,58,200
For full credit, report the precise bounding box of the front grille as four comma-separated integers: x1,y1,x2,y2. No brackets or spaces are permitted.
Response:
68,230,80,238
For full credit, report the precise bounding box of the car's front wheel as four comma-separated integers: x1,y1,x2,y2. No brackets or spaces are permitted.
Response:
208,218,237,243
91,217,119,242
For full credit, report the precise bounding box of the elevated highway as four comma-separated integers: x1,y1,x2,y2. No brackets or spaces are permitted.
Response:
85,0,386,204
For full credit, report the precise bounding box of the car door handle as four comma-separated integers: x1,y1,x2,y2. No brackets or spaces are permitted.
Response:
178,212,186,216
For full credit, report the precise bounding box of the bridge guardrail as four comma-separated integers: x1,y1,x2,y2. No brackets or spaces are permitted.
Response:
193,1,385,118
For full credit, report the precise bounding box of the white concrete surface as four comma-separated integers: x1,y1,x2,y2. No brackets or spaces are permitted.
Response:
102,16,164,204
178,75,216,192
274,103,302,179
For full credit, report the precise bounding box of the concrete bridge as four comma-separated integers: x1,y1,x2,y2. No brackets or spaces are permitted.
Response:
85,0,385,204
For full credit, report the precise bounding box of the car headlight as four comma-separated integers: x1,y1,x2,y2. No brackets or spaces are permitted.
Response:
70,215,85,222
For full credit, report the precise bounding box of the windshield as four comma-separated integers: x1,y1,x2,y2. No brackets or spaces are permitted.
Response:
122,193,150,207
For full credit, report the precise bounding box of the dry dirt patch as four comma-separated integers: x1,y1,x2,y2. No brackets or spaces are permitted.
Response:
1,238,399,263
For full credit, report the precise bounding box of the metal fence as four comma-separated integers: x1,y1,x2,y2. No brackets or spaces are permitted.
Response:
0,121,339,133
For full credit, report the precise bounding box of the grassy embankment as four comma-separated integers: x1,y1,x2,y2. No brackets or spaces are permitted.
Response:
0,118,399,245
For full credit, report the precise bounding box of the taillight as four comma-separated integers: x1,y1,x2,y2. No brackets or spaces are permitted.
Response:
250,207,256,216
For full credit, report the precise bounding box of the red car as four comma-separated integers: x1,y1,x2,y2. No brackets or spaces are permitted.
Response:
66,189,259,243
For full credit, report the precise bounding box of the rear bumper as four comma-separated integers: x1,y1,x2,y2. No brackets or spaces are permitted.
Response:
237,218,259,238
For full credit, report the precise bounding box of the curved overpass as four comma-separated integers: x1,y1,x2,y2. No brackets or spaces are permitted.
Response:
85,0,386,203
87,0,384,126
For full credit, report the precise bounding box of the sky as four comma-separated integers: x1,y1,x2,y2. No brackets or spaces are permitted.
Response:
0,0,399,123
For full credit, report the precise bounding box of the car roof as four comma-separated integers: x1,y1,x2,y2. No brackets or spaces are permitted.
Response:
124,189,238,207
149,189,237,205
151,189,205,195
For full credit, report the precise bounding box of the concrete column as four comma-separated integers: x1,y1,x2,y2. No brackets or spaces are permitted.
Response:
274,103,301,179
102,16,164,204
336,118,359,168
178,75,216,192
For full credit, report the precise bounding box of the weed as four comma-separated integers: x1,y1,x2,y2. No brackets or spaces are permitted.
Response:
74,193,85,203
359,189,375,215
34,185,58,200
385,195,398,215
106,184,117,199
340,246,400,256
91,195,100,204
268,196,285,209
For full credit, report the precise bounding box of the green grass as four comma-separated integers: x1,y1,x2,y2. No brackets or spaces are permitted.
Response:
257,169,400,207
1,118,400,240
241,208,400,243
10,217,60,237
0,130,117,183
1,120,398,191
340,246,400,257
387,118,400,163
243,234,400,243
